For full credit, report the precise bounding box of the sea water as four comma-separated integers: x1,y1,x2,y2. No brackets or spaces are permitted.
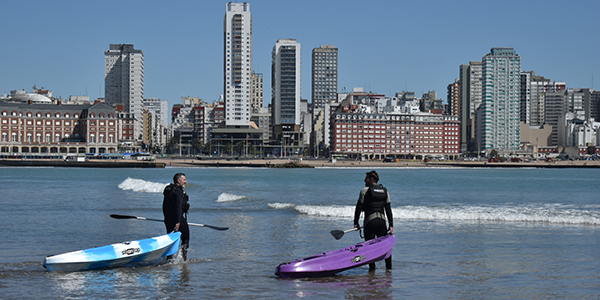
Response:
0,166,599,299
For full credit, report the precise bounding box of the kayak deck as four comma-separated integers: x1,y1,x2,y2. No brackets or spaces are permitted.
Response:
276,234,395,278
43,232,181,272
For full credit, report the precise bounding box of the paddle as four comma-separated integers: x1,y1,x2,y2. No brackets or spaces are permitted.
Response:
330,228,358,240
110,214,229,231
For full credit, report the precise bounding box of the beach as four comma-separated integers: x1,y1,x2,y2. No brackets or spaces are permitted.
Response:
1,156,599,168
156,157,600,169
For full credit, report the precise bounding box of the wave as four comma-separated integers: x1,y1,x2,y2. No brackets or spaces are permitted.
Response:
268,203,600,226
216,193,246,203
268,203,296,209
118,178,167,193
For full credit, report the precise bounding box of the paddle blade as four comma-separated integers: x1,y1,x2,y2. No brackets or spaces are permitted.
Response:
110,214,137,219
330,230,345,240
189,222,229,231
205,225,229,231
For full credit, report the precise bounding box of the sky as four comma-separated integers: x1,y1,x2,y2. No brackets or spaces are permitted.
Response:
2,0,599,111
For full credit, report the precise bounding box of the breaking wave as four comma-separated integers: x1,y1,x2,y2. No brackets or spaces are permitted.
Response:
118,178,167,193
268,203,600,226
216,193,246,203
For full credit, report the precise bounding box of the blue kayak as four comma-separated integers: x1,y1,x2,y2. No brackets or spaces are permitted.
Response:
43,232,181,272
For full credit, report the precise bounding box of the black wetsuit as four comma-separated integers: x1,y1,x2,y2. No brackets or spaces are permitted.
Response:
162,183,190,249
354,184,393,270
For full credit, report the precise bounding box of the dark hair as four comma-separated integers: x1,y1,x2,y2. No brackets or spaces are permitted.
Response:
173,173,186,184
366,170,379,182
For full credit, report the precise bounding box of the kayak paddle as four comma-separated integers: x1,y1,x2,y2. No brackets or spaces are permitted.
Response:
330,228,358,240
110,214,229,231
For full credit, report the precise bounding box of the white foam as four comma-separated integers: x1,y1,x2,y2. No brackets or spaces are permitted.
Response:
268,203,296,209
268,202,600,226
396,204,600,225
118,178,167,193
216,193,246,203
295,205,355,218
268,203,354,218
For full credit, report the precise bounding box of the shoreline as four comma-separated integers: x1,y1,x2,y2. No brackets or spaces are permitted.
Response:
1,157,598,168
155,158,600,169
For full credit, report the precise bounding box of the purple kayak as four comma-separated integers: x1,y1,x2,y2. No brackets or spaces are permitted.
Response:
275,234,395,278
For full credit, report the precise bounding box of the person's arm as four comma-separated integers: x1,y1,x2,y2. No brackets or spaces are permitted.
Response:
354,189,365,229
173,189,184,231
385,192,394,234
354,200,362,229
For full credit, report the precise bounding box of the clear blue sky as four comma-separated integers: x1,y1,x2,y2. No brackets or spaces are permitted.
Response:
2,0,599,110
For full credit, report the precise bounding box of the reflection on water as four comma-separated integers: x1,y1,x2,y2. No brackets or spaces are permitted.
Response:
48,258,191,299
283,268,394,299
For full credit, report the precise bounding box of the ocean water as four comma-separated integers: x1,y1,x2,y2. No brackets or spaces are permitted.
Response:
1,166,599,299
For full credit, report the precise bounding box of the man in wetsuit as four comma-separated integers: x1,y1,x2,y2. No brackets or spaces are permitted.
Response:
163,172,190,259
353,170,394,270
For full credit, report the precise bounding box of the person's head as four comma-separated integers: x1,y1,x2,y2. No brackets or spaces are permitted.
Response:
173,173,187,188
364,170,379,187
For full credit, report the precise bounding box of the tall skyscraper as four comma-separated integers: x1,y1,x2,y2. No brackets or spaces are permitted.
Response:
104,44,144,119
271,39,301,131
311,45,338,109
458,61,482,153
224,2,252,127
478,47,521,154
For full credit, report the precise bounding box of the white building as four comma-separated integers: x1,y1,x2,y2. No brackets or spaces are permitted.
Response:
479,47,521,154
143,98,169,128
143,98,169,149
104,44,144,141
104,44,144,119
560,111,600,147
224,2,252,127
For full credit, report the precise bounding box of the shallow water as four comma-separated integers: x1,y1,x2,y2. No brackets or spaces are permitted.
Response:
1,167,599,299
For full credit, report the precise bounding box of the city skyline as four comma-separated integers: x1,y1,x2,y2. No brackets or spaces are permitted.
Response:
2,0,599,111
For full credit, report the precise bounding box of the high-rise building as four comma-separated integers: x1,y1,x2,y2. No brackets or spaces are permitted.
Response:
143,98,169,150
271,39,301,130
224,2,252,127
545,91,568,146
250,71,263,112
458,61,482,153
478,47,521,154
312,45,338,109
271,39,302,156
520,71,566,126
104,44,144,119
447,78,460,117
